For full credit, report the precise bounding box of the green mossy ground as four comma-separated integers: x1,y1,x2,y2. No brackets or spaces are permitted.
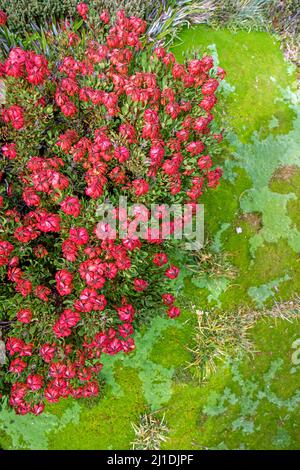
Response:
171,26,296,142
1,26,300,450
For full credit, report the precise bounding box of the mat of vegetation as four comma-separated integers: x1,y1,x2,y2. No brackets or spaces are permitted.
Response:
0,24,299,451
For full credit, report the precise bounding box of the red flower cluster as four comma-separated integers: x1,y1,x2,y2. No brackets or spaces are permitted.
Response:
0,9,224,414
3,47,49,85
2,105,24,130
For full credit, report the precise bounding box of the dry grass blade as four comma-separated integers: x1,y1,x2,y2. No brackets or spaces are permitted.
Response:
187,296,300,383
192,244,238,280
186,308,255,382
131,412,169,450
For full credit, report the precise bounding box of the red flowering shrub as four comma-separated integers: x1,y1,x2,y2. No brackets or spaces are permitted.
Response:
0,6,224,414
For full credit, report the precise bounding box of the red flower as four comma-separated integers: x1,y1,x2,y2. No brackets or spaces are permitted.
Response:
15,279,32,297
197,155,212,170
34,245,48,258
31,403,45,415
132,179,149,197
57,130,78,153
105,337,123,355
59,309,81,328
37,213,61,233
121,337,135,353
83,381,99,397
162,156,182,175
100,10,110,24
9,358,27,374
61,100,78,117
75,288,107,312
0,240,14,265
202,78,219,95
14,226,39,243
167,306,181,318
154,47,166,58
44,387,60,403
60,196,81,217
118,323,134,338
61,78,79,96
35,285,51,302
2,143,17,159
2,105,24,130
17,309,32,323
162,293,175,306
176,129,189,142
207,167,222,188
55,269,73,296
19,342,33,357
119,123,136,143
101,262,117,279
122,238,141,251
165,265,180,279
217,67,226,80
22,188,41,207
187,59,203,76
172,63,185,79
129,16,146,34
39,344,56,363
53,310,81,337
149,144,164,167
26,374,43,391
200,56,214,72
117,304,135,322
77,3,89,19
186,141,205,156
163,53,175,66
85,176,105,199
166,102,180,119
0,10,7,26
62,240,78,262
25,51,49,85
114,145,130,163
53,322,71,338
194,116,209,133
78,259,106,289
0,246,12,266
69,227,89,245
48,361,66,378
6,337,24,355
199,95,217,112
133,278,148,291
153,253,168,266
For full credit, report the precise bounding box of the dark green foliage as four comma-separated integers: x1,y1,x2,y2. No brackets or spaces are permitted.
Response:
0,0,79,33
0,0,154,35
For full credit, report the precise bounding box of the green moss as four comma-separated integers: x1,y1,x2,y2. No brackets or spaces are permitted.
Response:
171,26,297,141
273,169,300,233
48,368,146,450
149,309,195,370
161,319,300,450
0,400,81,450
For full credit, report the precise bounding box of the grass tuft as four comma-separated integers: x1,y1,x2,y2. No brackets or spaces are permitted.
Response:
187,308,254,382
131,412,169,450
